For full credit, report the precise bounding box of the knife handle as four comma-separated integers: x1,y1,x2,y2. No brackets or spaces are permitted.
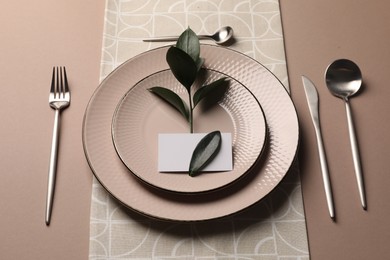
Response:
313,124,335,219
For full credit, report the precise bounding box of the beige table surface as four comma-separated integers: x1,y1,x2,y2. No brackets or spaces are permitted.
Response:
0,1,105,259
281,0,390,259
1,0,390,259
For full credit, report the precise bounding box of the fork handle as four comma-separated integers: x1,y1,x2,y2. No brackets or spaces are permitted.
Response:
45,109,60,225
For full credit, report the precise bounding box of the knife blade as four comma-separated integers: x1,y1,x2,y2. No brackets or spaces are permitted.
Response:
302,75,335,220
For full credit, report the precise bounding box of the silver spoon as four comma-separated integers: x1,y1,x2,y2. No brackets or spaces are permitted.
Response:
143,26,234,45
325,59,366,210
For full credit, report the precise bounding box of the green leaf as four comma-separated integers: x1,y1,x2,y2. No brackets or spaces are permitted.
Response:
189,131,222,177
166,46,198,90
176,28,200,63
193,77,228,107
148,87,189,121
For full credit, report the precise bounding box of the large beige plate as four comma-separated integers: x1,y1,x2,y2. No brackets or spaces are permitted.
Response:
112,69,267,193
83,45,299,221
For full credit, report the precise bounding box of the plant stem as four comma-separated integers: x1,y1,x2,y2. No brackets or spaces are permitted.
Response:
188,89,194,133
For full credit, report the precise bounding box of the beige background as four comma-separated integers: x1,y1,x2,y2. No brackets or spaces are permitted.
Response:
1,0,390,259
0,1,105,259
281,0,390,259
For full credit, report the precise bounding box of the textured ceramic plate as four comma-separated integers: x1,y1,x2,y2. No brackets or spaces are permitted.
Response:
112,69,267,193
83,45,299,221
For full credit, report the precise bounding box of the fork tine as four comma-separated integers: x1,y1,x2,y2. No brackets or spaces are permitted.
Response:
50,67,56,95
59,67,64,98
56,67,60,98
63,67,69,94
50,66,70,99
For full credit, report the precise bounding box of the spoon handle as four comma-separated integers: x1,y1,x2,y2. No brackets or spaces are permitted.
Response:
143,36,181,42
143,35,211,42
345,100,367,209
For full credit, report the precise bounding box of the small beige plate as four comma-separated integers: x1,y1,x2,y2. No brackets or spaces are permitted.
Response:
111,69,267,193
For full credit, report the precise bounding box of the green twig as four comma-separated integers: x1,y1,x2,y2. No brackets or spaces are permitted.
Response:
188,89,194,133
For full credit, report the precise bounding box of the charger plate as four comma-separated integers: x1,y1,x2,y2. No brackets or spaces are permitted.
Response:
83,45,299,221
111,69,267,193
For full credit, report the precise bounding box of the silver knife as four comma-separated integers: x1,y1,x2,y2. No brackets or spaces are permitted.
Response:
302,75,335,219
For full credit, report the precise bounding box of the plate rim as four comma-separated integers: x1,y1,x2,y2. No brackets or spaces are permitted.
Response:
82,44,300,221
110,67,268,194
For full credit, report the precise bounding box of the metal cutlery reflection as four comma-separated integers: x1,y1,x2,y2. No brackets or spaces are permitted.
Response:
45,67,70,225
143,26,234,45
325,59,366,210
302,76,335,219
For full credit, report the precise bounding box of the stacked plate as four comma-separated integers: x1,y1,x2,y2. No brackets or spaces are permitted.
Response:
82,45,299,221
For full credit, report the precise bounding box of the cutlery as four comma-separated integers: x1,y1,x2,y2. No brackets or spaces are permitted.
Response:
325,59,366,210
46,67,70,225
302,75,335,219
143,26,234,45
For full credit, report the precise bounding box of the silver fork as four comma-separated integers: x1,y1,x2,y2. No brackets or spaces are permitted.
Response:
45,66,70,225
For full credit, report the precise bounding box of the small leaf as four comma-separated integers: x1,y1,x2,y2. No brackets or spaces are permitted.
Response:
193,77,228,107
189,131,222,177
148,87,189,121
166,46,198,90
176,28,200,63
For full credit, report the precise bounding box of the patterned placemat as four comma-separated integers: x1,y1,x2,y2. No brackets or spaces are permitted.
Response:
89,0,309,259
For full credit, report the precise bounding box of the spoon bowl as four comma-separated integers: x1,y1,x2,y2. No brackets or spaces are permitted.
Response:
325,58,366,210
325,59,362,100
198,26,234,44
